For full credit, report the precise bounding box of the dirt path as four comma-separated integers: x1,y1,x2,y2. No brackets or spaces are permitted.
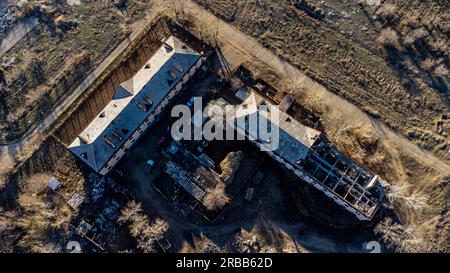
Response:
4,0,446,178
177,0,450,178
0,16,38,58
0,3,168,172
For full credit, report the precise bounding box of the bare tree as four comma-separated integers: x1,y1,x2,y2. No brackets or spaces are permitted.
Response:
421,58,437,72
118,201,169,253
386,183,429,214
376,3,397,22
16,190,72,252
429,39,448,54
404,28,429,46
375,218,425,253
219,151,244,185
434,64,449,78
31,243,62,253
118,200,143,224
203,183,230,211
142,218,169,242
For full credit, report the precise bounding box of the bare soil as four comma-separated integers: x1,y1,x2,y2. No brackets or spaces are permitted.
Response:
193,0,450,160
0,0,154,141
0,0,449,253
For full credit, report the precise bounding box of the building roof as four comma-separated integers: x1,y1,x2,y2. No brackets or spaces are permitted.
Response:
69,36,201,172
208,91,321,162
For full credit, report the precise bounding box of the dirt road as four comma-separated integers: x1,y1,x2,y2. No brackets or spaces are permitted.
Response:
176,0,449,176
1,1,447,245
0,16,38,58
0,3,168,171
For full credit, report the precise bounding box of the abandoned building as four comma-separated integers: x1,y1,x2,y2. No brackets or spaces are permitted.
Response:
154,143,236,221
207,91,385,221
163,146,221,204
69,36,206,175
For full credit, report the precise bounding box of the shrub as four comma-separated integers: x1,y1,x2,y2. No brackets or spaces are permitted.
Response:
376,28,399,48
434,64,449,78
376,3,397,22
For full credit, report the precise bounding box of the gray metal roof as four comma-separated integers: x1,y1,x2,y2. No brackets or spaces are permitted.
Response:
69,36,201,172
232,92,321,161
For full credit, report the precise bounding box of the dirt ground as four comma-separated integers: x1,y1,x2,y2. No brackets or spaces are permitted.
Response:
0,0,449,253
165,0,449,251
116,117,377,253
0,0,154,141
193,0,450,160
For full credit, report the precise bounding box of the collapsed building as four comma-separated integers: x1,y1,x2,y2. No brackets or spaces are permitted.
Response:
157,143,236,221
207,91,385,221
69,36,206,175
164,147,222,205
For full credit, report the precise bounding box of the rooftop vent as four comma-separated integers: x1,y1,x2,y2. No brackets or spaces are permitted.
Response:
143,95,153,105
99,111,106,118
104,137,116,149
145,63,151,69
79,136,89,144
136,102,149,112
174,63,184,72
112,131,123,141
168,71,177,79
164,42,173,52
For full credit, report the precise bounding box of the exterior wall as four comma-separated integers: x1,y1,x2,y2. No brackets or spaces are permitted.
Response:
99,57,205,175
248,138,372,221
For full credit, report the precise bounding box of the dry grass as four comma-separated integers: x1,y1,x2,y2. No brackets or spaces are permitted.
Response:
21,173,52,195
192,0,450,161
0,0,154,141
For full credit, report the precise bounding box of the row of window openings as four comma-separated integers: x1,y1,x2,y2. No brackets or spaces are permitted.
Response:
277,154,373,214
